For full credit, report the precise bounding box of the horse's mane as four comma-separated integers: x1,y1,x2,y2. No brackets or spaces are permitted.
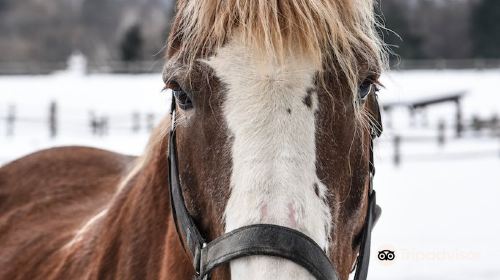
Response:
116,117,170,193
170,0,387,96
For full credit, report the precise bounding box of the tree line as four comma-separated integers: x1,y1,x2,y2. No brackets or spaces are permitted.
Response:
0,0,499,67
0,0,175,64
379,0,500,60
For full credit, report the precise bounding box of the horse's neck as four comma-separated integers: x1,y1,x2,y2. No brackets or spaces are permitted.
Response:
87,142,170,279
59,130,193,279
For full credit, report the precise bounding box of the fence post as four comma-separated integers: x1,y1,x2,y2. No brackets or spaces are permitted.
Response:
497,122,500,158
146,113,155,131
491,114,499,138
6,105,16,137
455,99,463,138
132,112,140,133
49,101,58,138
437,120,446,146
89,111,98,136
471,115,482,136
393,135,401,167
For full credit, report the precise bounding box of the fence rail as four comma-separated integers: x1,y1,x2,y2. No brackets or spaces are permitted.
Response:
381,150,500,162
0,102,160,137
2,101,500,165
379,122,500,165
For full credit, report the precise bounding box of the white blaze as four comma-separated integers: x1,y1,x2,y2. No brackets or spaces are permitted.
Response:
206,40,332,280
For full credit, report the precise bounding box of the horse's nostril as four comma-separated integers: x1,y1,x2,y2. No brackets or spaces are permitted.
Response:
260,204,268,219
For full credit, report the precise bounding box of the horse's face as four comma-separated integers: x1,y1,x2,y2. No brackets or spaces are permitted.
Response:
164,1,383,279
164,39,381,280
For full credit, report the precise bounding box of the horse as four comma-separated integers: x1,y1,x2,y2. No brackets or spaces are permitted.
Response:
0,0,386,279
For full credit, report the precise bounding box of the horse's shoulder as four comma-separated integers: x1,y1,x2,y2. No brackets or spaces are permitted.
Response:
0,146,136,217
2,146,135,172
0,147,137,278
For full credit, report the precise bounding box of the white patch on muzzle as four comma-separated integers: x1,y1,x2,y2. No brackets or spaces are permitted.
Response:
205,40,332,280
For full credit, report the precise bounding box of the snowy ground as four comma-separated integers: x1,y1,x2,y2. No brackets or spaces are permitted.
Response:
1,69,500,279
0,70,169,162
372,141,500,280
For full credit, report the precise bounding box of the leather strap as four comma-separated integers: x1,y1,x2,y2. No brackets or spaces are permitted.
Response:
353,191,381,280
168,129,206,264
199,224,339,280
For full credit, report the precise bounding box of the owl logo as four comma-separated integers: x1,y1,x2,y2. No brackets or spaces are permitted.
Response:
378,250,395,261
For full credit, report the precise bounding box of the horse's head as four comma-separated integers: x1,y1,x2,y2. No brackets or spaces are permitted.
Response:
163,1,385,279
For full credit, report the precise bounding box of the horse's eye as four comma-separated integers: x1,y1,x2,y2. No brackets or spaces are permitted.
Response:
358,80,374,101
168,81,193,110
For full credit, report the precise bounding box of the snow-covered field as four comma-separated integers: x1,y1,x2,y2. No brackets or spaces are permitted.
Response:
0,70,169,162
1,69,500,279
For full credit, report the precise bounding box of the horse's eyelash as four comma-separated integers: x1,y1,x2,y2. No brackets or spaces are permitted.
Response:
372,79,384,90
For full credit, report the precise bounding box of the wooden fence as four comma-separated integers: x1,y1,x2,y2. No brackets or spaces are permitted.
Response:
1,102,160,138
382,119,500,166
2,102,500,165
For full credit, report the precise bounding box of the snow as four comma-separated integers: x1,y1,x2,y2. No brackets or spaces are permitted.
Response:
381,70,500,118
372,70,500,280
371,156,500,280
0,71,169,162
1,69,500,279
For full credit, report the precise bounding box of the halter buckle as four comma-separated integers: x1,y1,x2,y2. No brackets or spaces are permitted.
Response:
194,243,207,278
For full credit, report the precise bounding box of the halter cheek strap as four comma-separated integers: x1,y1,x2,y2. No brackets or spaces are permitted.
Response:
167,95,382,280
168,130,339,280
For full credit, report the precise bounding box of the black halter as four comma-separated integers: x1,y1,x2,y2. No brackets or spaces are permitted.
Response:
167,94,382,280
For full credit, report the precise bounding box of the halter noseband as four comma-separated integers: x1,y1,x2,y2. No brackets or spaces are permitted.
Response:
167,94,382,280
